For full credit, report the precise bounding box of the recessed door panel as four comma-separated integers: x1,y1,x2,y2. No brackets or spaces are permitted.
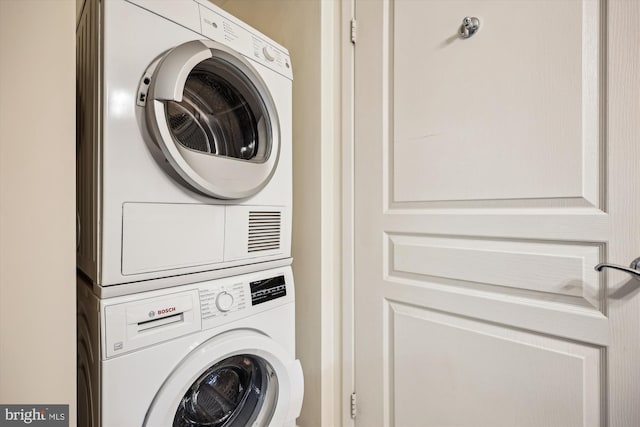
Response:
391,304,601,427
391,0,600,206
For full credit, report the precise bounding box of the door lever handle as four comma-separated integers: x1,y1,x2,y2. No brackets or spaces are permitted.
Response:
594,257,640,280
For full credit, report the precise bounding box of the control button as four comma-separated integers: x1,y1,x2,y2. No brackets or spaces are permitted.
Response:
215,291,234,312
262,46,276,62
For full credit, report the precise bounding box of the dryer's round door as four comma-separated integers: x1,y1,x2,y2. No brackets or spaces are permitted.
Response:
145,40,280,200
144,331,304,427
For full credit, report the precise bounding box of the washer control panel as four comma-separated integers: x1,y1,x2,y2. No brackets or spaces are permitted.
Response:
197,268,293,330
101,267,293,358
250,275,287,306
200,281,247,322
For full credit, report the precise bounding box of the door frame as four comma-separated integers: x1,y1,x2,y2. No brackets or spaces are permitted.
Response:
341,0,356,426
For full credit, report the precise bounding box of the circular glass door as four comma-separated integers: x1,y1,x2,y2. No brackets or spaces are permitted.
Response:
143,331,303,427
146,40,280,200
173,355,277,427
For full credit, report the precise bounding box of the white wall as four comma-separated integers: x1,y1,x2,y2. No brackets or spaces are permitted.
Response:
211,1,343,425
0,0,76,424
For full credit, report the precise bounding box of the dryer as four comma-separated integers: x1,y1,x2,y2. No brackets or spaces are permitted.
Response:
77,267,304,426
77,0,293,296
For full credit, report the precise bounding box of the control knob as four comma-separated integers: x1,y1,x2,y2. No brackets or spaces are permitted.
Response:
262,46,276,62
215,291,234,312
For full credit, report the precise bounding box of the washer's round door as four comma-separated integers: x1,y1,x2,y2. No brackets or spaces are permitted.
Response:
145,40,280,200
144,330,304,427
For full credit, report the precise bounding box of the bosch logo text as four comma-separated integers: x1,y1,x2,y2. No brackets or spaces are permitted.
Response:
157,307,176,315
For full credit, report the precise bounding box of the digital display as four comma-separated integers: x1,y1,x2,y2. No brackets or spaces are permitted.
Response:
250,275,286,306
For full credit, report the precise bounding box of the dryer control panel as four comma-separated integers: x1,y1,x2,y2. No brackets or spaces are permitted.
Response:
125,0,292,80
198,2,292,79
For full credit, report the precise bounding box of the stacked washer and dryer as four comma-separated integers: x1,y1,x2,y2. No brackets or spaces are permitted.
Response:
76,0,303,425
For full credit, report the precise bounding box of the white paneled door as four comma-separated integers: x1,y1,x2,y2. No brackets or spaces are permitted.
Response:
353,0,640,426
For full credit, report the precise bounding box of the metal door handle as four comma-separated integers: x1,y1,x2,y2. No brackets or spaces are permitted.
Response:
594,257,640,279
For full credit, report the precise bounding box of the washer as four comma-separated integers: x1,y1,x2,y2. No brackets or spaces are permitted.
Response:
76,0,293,295
77,267,303,426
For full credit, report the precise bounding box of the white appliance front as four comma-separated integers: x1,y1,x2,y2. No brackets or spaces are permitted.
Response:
76,0,293,295
77,267,303,427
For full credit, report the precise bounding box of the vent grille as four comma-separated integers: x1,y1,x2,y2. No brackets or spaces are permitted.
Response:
248,211,281,253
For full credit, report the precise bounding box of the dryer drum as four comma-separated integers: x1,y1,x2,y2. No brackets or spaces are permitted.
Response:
165,59,269,163
174,355,278,426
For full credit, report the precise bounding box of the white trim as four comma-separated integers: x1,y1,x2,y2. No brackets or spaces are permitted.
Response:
341,0,356,425
320,0,345,425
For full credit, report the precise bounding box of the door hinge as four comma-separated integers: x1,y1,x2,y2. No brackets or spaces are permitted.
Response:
350,392,357,419
350,18,357,44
